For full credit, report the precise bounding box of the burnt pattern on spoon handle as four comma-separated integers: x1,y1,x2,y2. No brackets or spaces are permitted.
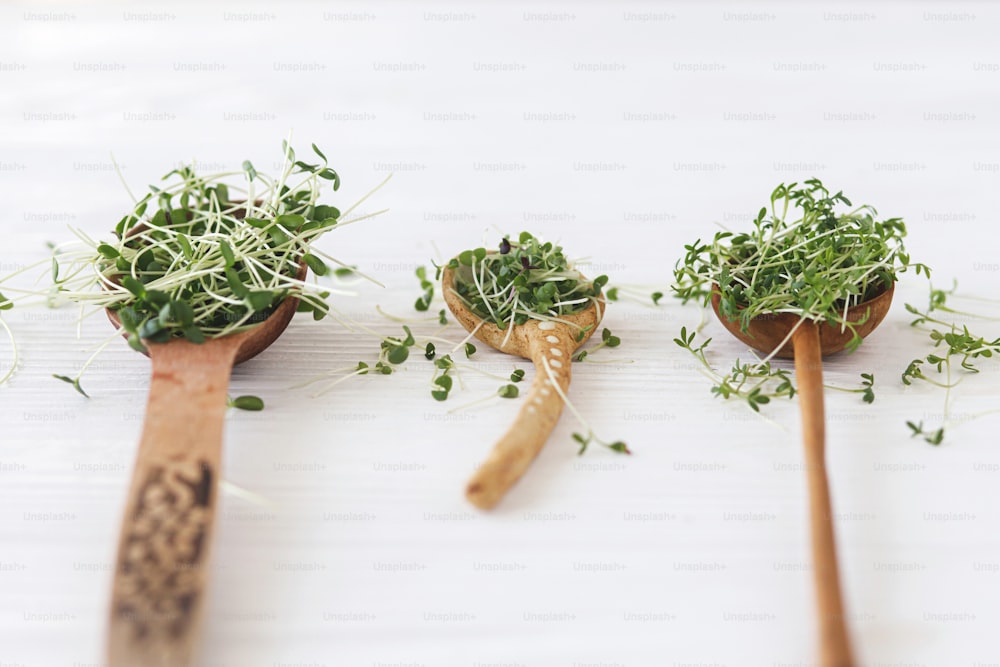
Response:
113,458,213,644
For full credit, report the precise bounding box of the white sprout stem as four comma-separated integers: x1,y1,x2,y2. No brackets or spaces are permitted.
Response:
310,366,371,398
111,153,138,204
446,392,498,414
0,316,18,384
500,291,519,350
450,320,484,356
338,173,393,220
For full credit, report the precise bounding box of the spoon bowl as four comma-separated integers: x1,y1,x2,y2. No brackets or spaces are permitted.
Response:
710,283,894,358
442,261,603,509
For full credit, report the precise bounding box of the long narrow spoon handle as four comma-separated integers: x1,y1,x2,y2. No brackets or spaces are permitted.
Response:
793,321,855,667
465,329,575,509
108,339,239,667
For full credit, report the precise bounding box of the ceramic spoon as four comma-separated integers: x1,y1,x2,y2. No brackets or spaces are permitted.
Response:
442,261,603,510
711,283,894,667
105,275,302,667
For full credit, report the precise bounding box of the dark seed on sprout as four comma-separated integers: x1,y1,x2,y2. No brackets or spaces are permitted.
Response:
499,237,511,255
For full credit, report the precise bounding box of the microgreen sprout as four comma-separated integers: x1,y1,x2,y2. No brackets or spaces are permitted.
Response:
431,355,456,401
901,282,1000,444
823,373,876,404
573,432,631,455
860,373,876,404
52,374,89,398
603,283,669,307
414,266,435,312
674,325,795,412
573,327,621,362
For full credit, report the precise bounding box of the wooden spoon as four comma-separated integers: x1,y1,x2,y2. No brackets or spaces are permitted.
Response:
711,283,894,667
105,271,303,667
442,261,603,510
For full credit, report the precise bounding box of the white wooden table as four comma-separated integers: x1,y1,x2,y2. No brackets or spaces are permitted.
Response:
2,2,999,665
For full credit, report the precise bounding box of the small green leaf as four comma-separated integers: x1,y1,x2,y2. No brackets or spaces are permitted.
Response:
387,345,409,365
183,326,206,344
230,395,265,411
219,240,236,268
303,253,329,276
275,214,306,230
242,160,257,181
97,243,120,259
313,205,340,223
121,276,145,298
402,326,415,347
178,234,193,260
225,268,249,298
497,384,519,399
246,291,274,313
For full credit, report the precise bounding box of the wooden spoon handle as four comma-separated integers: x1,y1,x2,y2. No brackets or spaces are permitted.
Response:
792,321,855,667
466,330,575,509
108,339,239,667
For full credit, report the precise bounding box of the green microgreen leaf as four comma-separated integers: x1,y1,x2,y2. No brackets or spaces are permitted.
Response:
497,384,519,398
303,253,329,276
229,395,264,411
242,160,257,181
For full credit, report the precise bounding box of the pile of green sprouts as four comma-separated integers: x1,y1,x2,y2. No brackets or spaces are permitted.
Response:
0,140,387,397
448,231,609,349
673,179,928,412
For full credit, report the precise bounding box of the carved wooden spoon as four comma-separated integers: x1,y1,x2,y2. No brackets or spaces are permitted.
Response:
105,276,302,667
442,261,603,510
711,283,894,667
